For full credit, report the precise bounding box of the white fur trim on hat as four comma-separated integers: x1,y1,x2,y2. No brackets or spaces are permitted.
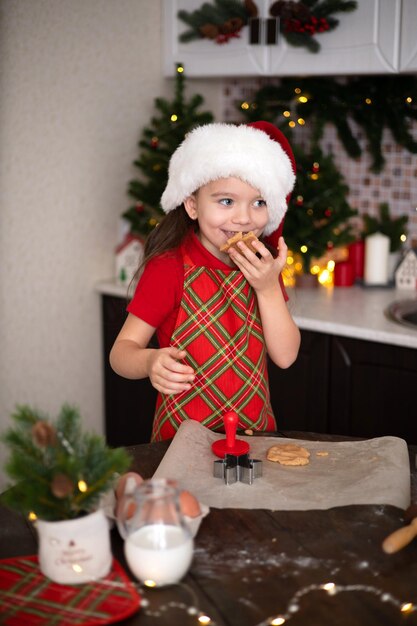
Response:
160,123,295,236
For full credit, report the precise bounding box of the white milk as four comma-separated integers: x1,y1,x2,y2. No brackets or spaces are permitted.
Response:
124,524,193,585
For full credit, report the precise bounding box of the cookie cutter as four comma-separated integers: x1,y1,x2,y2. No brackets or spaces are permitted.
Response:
211,411,262,485
213,452,262,485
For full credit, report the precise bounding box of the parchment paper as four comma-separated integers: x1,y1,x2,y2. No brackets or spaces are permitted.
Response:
153,421,411,510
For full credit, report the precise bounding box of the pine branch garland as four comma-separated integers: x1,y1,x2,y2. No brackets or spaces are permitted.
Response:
238,75,417,172
178,0,357,49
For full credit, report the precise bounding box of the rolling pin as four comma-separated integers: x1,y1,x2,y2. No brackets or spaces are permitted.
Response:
382,517,417,554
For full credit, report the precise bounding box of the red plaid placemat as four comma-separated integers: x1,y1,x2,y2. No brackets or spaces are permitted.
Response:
0,555,140,625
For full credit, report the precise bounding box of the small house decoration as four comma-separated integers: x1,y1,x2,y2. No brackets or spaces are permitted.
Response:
395,249,417,291
115,234,144,286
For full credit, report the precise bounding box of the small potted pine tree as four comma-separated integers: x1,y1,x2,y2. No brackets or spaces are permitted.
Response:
1,404,131,584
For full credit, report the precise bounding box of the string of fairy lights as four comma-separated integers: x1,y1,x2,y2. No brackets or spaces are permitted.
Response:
97,577,416,624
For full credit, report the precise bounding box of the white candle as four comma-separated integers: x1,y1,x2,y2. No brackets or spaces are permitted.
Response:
364,232,390,285
124,524,193,586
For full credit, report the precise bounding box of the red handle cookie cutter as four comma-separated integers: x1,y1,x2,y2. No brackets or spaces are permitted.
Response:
211,411,250,459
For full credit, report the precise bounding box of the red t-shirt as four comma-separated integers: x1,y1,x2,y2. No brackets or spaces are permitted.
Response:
127,230,287,347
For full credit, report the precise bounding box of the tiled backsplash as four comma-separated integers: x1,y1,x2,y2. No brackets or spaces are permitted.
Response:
221,78,417,246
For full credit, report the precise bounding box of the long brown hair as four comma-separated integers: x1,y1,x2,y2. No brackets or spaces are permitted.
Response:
143,206,195,265
128,206,196,295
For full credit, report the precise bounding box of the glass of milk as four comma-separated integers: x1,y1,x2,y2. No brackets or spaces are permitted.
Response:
117,478,193,586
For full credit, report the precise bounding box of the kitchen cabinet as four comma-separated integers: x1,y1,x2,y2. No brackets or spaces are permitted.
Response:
100,294,417,446
102,295,156,447
399,0,417,72
270,329,417,444
163,0,402,77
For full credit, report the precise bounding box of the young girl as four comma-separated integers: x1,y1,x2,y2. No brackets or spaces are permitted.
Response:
110,121,300,441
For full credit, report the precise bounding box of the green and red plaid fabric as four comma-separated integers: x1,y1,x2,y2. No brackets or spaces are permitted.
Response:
152,250,276,440
0,555,140,625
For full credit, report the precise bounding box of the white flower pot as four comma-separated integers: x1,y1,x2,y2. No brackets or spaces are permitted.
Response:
36,509,112,584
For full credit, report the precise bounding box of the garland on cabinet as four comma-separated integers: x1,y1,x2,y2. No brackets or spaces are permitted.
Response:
123,64,214,238
239,75,417,172
177,0,357,51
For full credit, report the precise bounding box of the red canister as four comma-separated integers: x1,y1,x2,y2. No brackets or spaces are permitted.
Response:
348,240,365,279
334,261,354,287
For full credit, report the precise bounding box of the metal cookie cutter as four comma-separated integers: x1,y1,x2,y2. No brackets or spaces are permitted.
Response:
211,411,262,485
214,452,262,485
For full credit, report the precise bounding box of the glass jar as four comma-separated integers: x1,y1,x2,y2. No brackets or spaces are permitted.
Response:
117,478,193,586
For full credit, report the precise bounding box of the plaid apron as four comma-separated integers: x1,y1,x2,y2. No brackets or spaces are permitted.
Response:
151,247,276,441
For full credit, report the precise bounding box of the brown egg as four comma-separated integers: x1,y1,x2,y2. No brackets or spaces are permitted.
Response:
179,490,201,518
115,472,144,501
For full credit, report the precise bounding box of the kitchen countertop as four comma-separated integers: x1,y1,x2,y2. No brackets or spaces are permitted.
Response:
286,285,417,349
96,280,417,350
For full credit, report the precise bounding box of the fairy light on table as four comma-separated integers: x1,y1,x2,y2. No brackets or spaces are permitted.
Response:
89,574,416,625
254,581,416,626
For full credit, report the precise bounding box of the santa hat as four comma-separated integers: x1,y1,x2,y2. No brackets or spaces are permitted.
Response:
161,121,296,237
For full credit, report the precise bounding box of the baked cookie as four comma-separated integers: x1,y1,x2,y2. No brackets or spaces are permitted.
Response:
220,231,259,254
266,443,310,466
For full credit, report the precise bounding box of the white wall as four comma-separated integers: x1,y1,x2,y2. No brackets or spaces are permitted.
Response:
0,0,222,489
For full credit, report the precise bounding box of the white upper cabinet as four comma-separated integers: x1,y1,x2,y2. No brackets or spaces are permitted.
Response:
268,0,401,76
163,0,270,77
163,0,411,77
399,0,417,72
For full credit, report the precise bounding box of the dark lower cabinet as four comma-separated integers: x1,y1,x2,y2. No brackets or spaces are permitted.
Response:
329,335,417,442
268,330,330,433
102,295,417,446
269,330,417,444
102,295,156,447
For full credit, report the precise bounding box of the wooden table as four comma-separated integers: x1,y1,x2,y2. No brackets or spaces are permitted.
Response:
1,431,417,626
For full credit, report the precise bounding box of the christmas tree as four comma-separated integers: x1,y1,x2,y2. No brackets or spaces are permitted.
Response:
284,146,357,273
123,65,214,238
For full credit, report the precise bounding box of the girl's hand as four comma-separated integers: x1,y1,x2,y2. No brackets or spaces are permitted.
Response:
228,236,288,294
147,347,195,395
